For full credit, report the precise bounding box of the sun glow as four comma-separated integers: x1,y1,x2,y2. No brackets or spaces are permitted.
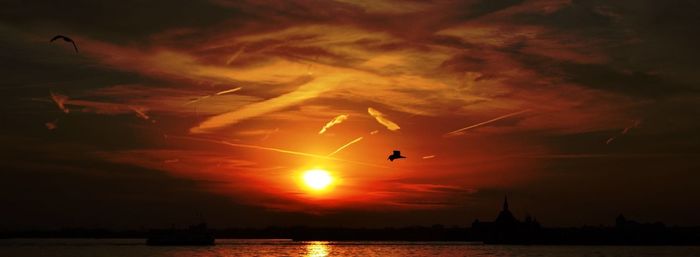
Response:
303,169,333,190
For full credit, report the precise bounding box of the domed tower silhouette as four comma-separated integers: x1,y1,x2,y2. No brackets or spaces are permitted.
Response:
494,196,518,225
473,195,544,244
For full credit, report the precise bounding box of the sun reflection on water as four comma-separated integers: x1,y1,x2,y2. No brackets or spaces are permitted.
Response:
305,241,330,257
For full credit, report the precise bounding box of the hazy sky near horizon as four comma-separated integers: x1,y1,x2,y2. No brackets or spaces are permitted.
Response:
1,0,699,229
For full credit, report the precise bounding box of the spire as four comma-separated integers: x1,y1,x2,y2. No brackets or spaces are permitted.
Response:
503,195,509,211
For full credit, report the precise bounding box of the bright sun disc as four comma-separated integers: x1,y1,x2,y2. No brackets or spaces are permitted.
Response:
303,169,332,190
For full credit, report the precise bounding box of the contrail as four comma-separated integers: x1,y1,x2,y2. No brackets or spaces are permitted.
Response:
368,107,400,131
261,128,279,141
185,87,242,105
606,119,641,145
422,155,435,159
215,86,242,95
606,137,615,144
327,136,363,157
621,120,641,134
221,140,329,159
50,92,70,113
226,46,246,65
164,159,180,163
129,106,150,120
45,119,58,130
444,109,531,137
185,95,211,105
167,135,385,168
319,114,349,134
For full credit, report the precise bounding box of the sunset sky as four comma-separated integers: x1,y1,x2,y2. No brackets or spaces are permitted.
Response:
1,0,699,229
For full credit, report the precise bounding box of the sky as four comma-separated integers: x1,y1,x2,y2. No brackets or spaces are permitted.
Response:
1,0,699,229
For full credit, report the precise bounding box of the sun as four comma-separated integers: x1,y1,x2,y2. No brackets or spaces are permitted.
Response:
303,169,333,190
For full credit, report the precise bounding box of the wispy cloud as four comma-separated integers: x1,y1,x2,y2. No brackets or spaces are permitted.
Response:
367,107,400,131
168,135,384,168
319,114,349,134
190,75,348,134
43,95,156,121
7,0,695,216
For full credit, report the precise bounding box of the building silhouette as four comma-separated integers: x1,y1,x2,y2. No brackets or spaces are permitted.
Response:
472,196,541,244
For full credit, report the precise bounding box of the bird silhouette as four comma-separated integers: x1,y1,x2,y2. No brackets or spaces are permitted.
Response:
50,35,79,53
388,150,406,161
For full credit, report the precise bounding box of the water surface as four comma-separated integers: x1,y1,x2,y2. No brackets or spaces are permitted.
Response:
1,239,699,257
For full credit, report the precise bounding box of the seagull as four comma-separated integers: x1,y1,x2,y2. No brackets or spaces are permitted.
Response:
50,35,79,53
388,150,406,162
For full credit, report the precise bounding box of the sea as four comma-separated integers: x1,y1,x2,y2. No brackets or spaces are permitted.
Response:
1,239,699,257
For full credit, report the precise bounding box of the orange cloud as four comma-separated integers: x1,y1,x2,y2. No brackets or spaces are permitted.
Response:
367,107,400,131
36,4,649,213
319,114,349,134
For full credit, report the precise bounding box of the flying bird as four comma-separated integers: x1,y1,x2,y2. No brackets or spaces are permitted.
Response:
50,35,79,53
388,150,406,161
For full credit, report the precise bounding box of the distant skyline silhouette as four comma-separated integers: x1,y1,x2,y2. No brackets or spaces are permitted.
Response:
3,197,699,246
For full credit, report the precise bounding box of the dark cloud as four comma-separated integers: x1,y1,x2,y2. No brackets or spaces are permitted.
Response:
510,1,616,29
511,53,697,98
0,0,242,42
508,0,700,85
456,0,527,20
